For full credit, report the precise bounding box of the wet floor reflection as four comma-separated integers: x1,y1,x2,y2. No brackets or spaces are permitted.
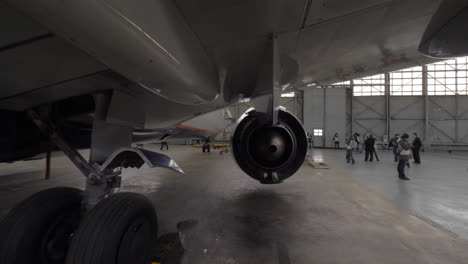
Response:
152,219,198,264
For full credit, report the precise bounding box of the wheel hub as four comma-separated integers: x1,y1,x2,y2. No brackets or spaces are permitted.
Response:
117,217,153,263
40,209,80,264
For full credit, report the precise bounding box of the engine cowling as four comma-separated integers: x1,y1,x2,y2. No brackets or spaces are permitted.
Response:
232,109,307,184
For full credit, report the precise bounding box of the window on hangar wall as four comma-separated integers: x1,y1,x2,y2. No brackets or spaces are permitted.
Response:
330,81,351,88
281,92,295,97
353,74,385,96
330,56,468,96
313,129,323,136
427,56,468,96
390,66,423,96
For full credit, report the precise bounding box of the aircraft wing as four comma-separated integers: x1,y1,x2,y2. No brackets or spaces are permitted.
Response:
174,0,442,88
292,0,442,85
1,0,444,113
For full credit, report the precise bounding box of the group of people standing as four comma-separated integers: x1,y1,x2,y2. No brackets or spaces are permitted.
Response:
341,133,380,164
335,132,423,181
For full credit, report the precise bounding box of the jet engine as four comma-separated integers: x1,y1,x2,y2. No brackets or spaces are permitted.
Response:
232,109,307,184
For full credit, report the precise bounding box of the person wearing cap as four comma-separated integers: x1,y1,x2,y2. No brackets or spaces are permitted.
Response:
397,133,411,180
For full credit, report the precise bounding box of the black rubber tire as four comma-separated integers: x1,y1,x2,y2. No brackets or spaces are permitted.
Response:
0,187,83,264
66,192,158,264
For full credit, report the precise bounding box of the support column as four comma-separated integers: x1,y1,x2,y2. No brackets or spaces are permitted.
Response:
423,65,430,147
45,139,52,180
385,73,391,138
90,92,134,164
302,90,305,124
455,93,459,142
455,59,459,143
323,87,327,147
293,93,297,117
350,80,354,136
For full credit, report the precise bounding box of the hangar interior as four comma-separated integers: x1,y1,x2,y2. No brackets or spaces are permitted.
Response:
2,64,468,263
3,1,468,263
229,56,468,150
216,56,468,253
2,57,468,264
304,56,468,150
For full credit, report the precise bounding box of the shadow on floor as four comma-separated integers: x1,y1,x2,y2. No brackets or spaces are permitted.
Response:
152,219,199,264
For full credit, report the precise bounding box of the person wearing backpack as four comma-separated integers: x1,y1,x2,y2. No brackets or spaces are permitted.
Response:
397,133,411,181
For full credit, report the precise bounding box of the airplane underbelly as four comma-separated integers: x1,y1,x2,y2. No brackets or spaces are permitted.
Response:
7,0,220,105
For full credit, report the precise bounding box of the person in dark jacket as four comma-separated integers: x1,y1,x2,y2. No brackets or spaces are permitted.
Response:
412,133,422,164
364,135,376,162
160,141,169,150
397,133,411,180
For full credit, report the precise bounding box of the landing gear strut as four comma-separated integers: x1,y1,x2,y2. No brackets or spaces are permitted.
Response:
0,108,183,264
231,34,307,183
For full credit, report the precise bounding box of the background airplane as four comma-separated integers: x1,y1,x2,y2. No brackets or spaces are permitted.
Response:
132,108,235,145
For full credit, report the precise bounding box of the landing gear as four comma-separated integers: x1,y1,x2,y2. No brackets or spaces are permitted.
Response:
0,187,82,264
230,34,307,183
0,107,183,263
66,193,158,264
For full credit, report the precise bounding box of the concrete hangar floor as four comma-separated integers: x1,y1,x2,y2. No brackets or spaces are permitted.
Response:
1,145,468,264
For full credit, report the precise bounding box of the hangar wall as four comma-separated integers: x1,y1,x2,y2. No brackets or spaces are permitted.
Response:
304,56,468,150
303,86,468,150
351,93,468,150
303,88,347,148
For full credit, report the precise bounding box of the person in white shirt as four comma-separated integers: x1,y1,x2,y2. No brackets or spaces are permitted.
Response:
353,133,362,153
345,137,357,164
333,133,340,149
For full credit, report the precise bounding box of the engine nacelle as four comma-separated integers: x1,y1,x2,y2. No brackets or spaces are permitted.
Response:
232,109,307,184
